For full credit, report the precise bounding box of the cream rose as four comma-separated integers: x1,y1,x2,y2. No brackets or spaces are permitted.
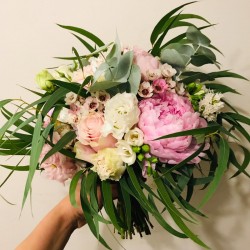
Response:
91,148,126,181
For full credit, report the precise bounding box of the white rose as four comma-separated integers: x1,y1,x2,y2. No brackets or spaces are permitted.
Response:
102,93,140,139
116,140,136,165
124,128,144,146
161,63,177,78
91,148,126,181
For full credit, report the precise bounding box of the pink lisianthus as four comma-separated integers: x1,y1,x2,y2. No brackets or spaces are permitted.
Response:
39,143,78,184
152,79,168,94
138,92,209,164
133,47,160,81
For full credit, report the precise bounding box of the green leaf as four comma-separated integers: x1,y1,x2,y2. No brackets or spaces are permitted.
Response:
186,26,211,46
21,117,53,210
58,24,105,47
128,64,141,94
102,181,124,232
205,83,240,94
114,51,133,81
41,87,69,116
0,95,51,140
69,170,83,207
72,33,95,53
150,1,197,45
0,165,31,171
199,137,230,207
155,123,220,140
89,81,123,92
41,131,76,163
151,13,181,56
72,47,84,71
50,80,87,97
80,176,111,250
161,43,194,68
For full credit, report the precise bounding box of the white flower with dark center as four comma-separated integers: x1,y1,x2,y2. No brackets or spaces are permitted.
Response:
138,81,154,98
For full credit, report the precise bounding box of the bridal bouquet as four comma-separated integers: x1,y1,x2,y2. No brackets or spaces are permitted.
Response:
1,2,249,249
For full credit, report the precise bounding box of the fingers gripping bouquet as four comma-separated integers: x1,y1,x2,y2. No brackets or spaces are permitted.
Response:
1,2,249,249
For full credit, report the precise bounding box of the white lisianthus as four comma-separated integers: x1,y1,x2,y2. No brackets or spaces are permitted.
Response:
102,93,140,139
91,148,126,181
124,128,144,146
161,63,177,78
199,91,224,121
116,140,136,165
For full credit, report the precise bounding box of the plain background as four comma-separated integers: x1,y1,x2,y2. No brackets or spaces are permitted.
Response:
0,0,250,249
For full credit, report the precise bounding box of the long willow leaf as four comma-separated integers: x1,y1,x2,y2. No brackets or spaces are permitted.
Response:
21,119,52,210
199,137,230,207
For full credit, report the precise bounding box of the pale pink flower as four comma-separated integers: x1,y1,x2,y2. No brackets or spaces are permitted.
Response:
39,137,77,184
133,47,160,81
138,92,208,164
76,112,104,146
161,63,177,78
152,79,168,94
138,81,154,98
43,108,54,128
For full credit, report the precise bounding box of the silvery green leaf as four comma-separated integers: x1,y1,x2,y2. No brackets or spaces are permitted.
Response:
114,51,133,81
161,44,194,68
186,26,211,46
89,81,122,92
93,62,110,83
128,64,141,94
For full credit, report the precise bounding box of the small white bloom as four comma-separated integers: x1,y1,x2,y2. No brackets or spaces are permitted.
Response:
102,93,140,139
138,81,154,98
176,82,186,96
91,148,126,181
199,91,224,121
116,140,136,165
93,90,110,104
57,107,77,125
146,69,162,81
161,63,177,78
124,128,144,146
83,96,99,111
65,92,78,105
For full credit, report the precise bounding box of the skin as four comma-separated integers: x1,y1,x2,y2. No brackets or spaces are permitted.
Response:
16,185,116,250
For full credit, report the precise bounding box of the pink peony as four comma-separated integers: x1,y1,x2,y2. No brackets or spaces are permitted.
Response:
133,47,160,81
138,92,208,164
39,143,78,184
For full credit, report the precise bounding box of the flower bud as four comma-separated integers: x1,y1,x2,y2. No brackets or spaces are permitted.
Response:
36,70,55,92
132,146,141,153
149,156,158,163
142,144,150,153
137,153,144,161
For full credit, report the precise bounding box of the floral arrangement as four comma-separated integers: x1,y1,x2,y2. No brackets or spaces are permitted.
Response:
0,2,249,249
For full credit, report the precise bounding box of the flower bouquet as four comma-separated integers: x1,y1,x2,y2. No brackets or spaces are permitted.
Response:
0,2,249,249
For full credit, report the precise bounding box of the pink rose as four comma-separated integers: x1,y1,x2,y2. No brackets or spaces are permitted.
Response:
76,112,104,146
138,92,208,164
133,47,160,81
39,143,78,184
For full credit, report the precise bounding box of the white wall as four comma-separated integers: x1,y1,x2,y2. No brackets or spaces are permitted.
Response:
0,0,250,249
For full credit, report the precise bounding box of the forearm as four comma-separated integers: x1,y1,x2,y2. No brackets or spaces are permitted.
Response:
16,197,84,250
